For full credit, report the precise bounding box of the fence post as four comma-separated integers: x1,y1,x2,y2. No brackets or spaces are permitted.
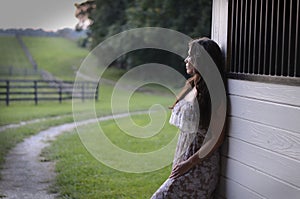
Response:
95,82,99,101
81,82,85,102
59,83,62,103
6,80,9,106
34,80,38,105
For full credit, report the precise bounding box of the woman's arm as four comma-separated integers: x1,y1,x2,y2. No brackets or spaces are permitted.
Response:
169,128,225,179
195,127,225,160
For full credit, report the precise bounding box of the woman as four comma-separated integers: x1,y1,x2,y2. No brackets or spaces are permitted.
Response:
151,37,226,199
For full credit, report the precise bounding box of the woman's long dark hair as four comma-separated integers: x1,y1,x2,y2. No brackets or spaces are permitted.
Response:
171,37,225,129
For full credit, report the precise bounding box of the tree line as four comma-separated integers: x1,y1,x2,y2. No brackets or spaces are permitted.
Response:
76,0,212,72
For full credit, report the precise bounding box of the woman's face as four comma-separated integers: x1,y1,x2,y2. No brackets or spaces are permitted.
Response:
184,48,196,75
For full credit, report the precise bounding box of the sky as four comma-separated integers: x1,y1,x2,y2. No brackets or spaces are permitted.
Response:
0,0,83,31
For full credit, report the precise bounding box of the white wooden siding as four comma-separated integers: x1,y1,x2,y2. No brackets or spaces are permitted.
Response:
217,79,300,199
211,0,229,60
211,1,300,197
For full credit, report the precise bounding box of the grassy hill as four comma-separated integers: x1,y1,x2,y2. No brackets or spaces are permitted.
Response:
0,36,32,68
0,36,33,76
23,37,90,80
0,35,127,81
0,36,90,80
0,36,178,199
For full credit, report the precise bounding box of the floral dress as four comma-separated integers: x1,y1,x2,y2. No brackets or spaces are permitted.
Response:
151,89,220,199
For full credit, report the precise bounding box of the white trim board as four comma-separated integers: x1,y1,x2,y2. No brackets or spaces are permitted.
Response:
228,79,300,107
229,95,300,133
221,157,300,199
226,116,300,161
221,137,300,188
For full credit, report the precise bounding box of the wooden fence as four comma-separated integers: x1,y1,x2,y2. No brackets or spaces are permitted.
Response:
0,79,99,106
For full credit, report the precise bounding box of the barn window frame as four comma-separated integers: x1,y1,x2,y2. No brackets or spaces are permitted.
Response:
226,0,300,86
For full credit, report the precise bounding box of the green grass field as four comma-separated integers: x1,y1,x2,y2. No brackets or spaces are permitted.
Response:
0,83,176,197
0,36,32,69
43,115,176,199
23,37,89,80
0,36,34,78
0,83,174,124
0,115,74,169
0,35,180,198
0,88,176,198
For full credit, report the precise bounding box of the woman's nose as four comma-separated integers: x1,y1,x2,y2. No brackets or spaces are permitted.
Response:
184,57,188,63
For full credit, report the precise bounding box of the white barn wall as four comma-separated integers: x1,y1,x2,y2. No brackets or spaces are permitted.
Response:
211,1,300,198
217,79,300,199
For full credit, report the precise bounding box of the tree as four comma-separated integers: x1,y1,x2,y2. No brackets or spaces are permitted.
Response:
75,0,212,71
75,0,96,31
88,0,131,48
125,0,211,37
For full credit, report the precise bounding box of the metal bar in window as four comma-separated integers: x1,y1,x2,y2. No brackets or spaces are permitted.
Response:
281,0,287,76
263,0,269,75
287,0,293,76
258,0,263,74
269,0,275,75
295,0,299,77
234,0,239,73
243,0,248,73
230,0,236,73
239,0,244,73
248,0,254,74
253,0,258,74
275,0,280,76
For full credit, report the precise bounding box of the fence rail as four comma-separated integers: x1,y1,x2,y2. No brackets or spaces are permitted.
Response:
0,79,99,106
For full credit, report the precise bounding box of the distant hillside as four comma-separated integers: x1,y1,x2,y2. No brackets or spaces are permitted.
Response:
0,28,87,40
22,36,89,80
0,36,32,69
0,36,90,80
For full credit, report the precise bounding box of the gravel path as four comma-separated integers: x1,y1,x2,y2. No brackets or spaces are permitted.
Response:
0,111,148,199
0,115,71,133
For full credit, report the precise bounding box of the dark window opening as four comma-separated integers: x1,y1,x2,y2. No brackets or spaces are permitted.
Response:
227,0,300,85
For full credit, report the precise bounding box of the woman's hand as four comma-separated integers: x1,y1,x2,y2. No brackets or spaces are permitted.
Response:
169,160,193,179
169,154,201,179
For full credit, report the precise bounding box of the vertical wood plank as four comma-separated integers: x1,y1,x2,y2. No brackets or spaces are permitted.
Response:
34,80,38,105
211,0,229,56
59,83,62,103
6,80,9,106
